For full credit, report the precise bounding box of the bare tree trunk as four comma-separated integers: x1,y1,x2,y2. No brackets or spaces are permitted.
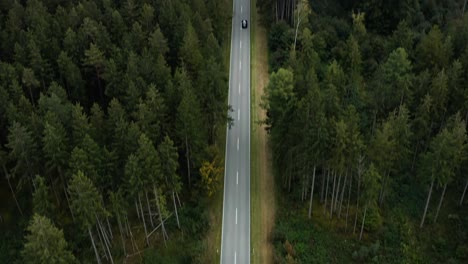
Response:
463,0,467,17
145,191,154,228
124,214,130,237
276,0,278,22
359,205,367,241
460,178,468,206
88,227,102,264
96,216,110,247
288,157,293,192
106,217,113,239
320,168,325,203
154,185,168,244
138,193,149,246
334,172,342,212
420,177,435,228
330,171,336,218
434,183,447,223
117,215,126,256
308,165,316,218
353,164,362,234
173,191,180,229
3,166,23,216
96,215,114,264
323,168,330,216
345,172,353,231
176,191,182,207
95,224,107,260
338,171,348,218
135,199,140,219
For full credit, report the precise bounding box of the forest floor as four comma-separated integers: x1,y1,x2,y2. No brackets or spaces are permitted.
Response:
250,0,276,262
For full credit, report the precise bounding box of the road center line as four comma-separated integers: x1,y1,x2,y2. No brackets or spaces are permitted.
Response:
238,109,240,120
240,61,241,70
236,208,237,225
237,138,239,150
235,252,237,264
240,41,242,49
241,6,243,13
239,83,241,94
237,171,238,185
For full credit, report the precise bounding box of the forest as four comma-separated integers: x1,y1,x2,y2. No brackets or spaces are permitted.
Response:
258,0,468,263
0,0,231,263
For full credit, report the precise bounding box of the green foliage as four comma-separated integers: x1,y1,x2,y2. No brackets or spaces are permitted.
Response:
0,0,231,262
68,171,105,230
21,214,76,264
32,176,54,219
268,21,294,71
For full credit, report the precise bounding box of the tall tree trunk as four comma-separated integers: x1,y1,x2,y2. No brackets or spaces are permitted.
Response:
320,168,325,203
359,205,367,241
353,167,362,234
334,172,342,212
138,193,149,246
345,172,353,231
3,166,23,216
463,0,467,18
176,191,182,207
145,191,154,228
117,215,126,256
275,1,278,22
323,168,330,215
96,215,114,264
460,178,468,206
88,227,102,264
185,136,191,186
96,223,108,261
154,185,168,244
308,165,316,218
434,183,447,223
379,171,389,206
288,156,293,192
106,216,113,239
173,191,180,229
420,177,435,228
330,171,336,218
135,199,140,219
338,171,348,218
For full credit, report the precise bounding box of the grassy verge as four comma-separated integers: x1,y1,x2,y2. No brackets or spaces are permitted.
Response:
250,0,261,263
203,0,233,262
251,0,275,263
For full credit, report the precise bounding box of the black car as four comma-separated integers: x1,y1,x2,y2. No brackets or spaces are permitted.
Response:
242,19,248,28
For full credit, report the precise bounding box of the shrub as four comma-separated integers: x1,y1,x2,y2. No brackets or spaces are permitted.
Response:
456,244,468,260
365,207,383,232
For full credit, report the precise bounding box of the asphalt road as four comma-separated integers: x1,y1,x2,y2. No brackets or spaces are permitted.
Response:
220,0,250,263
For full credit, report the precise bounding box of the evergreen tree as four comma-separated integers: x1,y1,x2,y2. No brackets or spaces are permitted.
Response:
32,175,54,219
21,214,76,264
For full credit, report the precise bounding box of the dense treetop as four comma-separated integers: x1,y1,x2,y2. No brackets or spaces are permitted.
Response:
0,0,230,262
258,0,468,262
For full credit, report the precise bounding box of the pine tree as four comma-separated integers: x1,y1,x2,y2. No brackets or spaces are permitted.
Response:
32,175,55,219
22,214,76,264
68,171,107,264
